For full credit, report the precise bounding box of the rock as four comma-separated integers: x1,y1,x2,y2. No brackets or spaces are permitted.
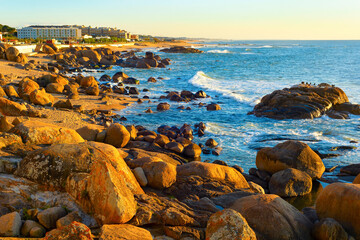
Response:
177,162,250,189
44,221,93,240
231,194,313,240
333,102,360,115
205,209,256,240
104,123,130,148
248,181,265,194
183,143,202,158
37,206,67,229
164,226,204,240
0,86,6,97
144,58,158,68
132,167,148,187
269,168,312,197
56,211,82,228
136,60,151,69
30,227,46,238
145,52,154,59
21,220,46,237
256,140,325,179
353,174,360,184
37,74,69,87
0,115,14,132
0,212,22,237
86,86,100,96
10,120,84,145
112,72,129,82
154,134,170,147
53,99,73,109
81,49,101,63
46,83,64,93
195,90,207,98
160,46,204,53
205,138,218,147
316,182,360,238
0,132,22,148
148,77,157,83
129,87,139,94
29,88,55,106
0,97,27,116
207,103,221,111
312,218,348,240
250,84,349,119
43,44,56,54
76,125,101,141
123,77,140,84
340,164,360,176
165,141,184,153
5,47,20,62
80,76,98,88
99,224,152,240
157,102,170,111
78,56,90,65
4,85,19,98
125,125,138,140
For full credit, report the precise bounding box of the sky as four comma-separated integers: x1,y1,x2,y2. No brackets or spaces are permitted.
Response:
1,0,360,40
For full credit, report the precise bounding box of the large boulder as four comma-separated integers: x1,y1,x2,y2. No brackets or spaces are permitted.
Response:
37,74,69,87
37,207,67,229
250,84,349,119
0,97,27,116
10,120,84,145
80,76,98,88
205,209,256,240
183,143,202,158
43,45,56,55
5,47,20,62
256,140,325,179
269,168,312,197
29,88,55,106
80,49,101,63
104,123,130,148
316,183,360,239
46,83,64,94
0,212,22,237
231,194,313,240
177,161,250,189
18,78,40,99
0,132,22,148
99,224,153,240
16,141,143,224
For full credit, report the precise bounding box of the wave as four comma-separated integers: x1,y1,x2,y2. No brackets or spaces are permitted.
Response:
188,71,251,103
207,49,231,54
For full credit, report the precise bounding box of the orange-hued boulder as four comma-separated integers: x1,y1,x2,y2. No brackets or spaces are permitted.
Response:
205,209,256,240
99,224,152,240
44,222,92,240
0,97,27,116
316,183,360,239
256,140,325,179
10,120,84,145
353,174,360,184
104,123,130,148
29,88,55,106
230,194,313,240
18,78,40,100
177,161,249,189
80,76,98,88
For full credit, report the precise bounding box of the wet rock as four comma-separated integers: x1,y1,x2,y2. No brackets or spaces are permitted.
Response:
148,77,157,83
99,224,152,240
37,206,67,229
104,123,130,148
256,140,325,179
0,212,21,237
316,183,360,238
10,120,84,145
160,46,204,53
157,102,170,111
250,84,349,119
205,138,218,148
269,168,312,197
195,90,207,98
353,174,360,184
129,87,139,95
312,218,348,240
231,194,313,240
333,102,360,115
206,103,221,111
205,209,256,240
340,163,360,176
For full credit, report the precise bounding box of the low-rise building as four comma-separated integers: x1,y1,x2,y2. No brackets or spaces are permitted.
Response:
17,25,82,40
0,32,2,42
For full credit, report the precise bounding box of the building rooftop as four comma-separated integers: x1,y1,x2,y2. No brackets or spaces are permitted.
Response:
25,25,78,28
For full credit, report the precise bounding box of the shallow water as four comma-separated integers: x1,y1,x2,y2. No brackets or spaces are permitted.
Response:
90,40,360,176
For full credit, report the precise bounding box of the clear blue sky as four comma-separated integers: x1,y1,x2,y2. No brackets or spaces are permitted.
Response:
1,0,359,39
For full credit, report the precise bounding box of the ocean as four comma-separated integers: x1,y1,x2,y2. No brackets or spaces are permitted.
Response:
91,40,360,181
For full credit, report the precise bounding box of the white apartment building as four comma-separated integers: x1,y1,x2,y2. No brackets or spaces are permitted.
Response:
17,26,82,40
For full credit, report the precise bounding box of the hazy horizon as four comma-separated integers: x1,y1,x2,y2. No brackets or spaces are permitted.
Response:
1,0,360,40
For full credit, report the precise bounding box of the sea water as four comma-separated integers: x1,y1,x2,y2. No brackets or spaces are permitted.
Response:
91,40,360,179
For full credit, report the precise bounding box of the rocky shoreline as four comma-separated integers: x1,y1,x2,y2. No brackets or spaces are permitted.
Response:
0,43,360,239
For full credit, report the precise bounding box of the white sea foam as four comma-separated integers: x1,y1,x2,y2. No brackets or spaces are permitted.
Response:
188,71,251,103
207,49,231,54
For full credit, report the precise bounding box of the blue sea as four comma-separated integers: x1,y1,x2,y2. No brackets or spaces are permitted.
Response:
91,40,360,180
